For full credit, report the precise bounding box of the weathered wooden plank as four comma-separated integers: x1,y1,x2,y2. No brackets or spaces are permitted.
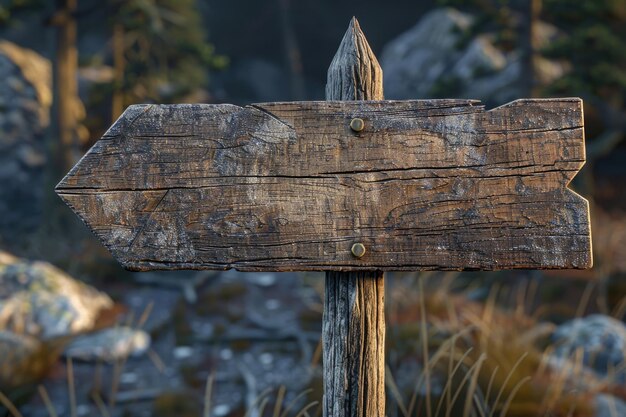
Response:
55,99,584,188
322,17,385,417
55,99,591,271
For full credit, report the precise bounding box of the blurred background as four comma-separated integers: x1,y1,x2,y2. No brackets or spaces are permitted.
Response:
0,0,624,416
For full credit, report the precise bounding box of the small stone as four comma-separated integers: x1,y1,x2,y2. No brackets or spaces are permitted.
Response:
220,348,233,360
260,352,273,366
76,405,91,416
213,404,231,417
250,273,277,287
120,372,139,384
191,321,214,337
64,327,150,362
173,346,194,360
265,299,281,310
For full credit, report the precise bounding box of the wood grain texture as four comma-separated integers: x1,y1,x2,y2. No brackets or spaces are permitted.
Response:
326,17,383,101
324,271,385,417
55,95,591,272
322,17,385,417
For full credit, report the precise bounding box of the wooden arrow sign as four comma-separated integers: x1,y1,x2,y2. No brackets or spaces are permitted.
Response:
56,98,592,272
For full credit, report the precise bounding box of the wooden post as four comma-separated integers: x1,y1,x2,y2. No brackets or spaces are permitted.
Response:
323,18,385,417
55,16,592,417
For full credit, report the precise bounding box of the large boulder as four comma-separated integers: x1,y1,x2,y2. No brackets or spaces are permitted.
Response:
0,251,113,338
0,330,64,391
551,314,626,385
595,394,626,417
380,8,565,106
0,41,51,248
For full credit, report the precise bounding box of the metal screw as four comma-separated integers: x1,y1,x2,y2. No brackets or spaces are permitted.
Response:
351,242,366,258
350,118,365,132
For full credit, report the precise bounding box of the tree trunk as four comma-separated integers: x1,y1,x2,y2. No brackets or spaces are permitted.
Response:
55,0,79,171
521,0,542,97
111,22,125,121
322,18,385,417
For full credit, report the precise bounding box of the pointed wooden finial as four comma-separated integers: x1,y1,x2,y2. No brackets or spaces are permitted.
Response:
326,17,384,101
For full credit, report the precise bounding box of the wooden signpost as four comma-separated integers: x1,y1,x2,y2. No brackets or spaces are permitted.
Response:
56,18,592,417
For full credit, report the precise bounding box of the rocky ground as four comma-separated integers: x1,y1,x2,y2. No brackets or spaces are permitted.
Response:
15,267,326,417
0,255,622,417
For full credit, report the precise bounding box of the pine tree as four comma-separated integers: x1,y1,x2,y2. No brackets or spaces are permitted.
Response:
438,0,626,162
543,0,626,157
0,0,44,25
110,0,227,113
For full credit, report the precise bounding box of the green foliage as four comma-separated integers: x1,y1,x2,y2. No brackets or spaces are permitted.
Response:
0,0,44,26
435,0,626,154
429,75,464,98
436,0,525,51
111,0,228,104
543,0,626,104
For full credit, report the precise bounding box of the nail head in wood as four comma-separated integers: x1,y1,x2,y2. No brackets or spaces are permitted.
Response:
350,117,365,132
351,242,366,258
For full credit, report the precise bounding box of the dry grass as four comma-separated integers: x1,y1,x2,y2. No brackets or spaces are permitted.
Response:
1,274,623,417
385,274,623,417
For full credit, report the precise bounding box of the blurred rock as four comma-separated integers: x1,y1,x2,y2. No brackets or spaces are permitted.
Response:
381,8,566,106
0,41,51,249
595,394,626,417
381,8,472,99
64,326,150,362
551,314,626,384
0,251,113,338
246,272,277,287
0,330,66,391
0,331,44,388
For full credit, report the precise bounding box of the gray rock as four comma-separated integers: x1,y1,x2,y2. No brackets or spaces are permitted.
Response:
0,41,51,248
0,330,66,390
246,272,277,287
381,8,565,106
0,251,113,338
551,314,626,384
381,8,472,99
17,144,46,168
595,394,626,417
173,345,194,360
64,326,150,362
